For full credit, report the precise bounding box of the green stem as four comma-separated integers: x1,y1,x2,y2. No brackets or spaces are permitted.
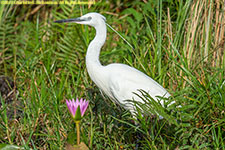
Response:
75,121,80,145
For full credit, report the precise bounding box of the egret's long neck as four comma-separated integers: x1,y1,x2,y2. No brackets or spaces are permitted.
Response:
85,20,107,86
86,21,106,68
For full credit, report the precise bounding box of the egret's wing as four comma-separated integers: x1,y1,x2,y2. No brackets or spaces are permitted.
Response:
107,64,170,107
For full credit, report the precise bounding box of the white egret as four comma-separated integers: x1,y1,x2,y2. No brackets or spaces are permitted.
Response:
55,12,171,118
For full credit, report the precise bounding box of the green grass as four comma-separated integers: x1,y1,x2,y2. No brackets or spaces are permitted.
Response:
0,0,225,149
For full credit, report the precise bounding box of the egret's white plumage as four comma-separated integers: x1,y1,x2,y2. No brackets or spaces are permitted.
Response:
55,12,171,117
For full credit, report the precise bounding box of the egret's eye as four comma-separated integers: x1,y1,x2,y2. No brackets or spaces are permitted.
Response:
87,16,92,20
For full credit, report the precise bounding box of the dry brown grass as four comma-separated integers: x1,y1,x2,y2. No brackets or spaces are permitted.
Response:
184,0,225,67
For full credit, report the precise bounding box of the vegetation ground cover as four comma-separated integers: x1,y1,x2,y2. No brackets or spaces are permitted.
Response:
0,0,224,149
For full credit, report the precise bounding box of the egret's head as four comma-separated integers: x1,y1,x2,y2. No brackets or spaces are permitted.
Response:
54,12,106,27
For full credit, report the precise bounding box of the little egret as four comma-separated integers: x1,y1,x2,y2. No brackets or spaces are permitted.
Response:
55,12,171,118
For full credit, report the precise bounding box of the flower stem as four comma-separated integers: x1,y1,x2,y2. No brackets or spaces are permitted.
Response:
75,121,80,145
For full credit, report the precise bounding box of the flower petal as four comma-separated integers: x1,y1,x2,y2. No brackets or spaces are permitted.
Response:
80,98,83,106
81,100,89,116
66,99,74,117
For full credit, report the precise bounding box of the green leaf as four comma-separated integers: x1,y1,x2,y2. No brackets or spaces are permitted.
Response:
67,130,76,145
74,105,82,121
0,144,23,150
0,144,7,149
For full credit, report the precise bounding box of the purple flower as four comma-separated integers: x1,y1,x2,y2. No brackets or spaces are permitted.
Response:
66,98,89,119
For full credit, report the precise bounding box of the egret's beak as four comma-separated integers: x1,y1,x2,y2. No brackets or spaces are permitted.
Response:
54,17,84,23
